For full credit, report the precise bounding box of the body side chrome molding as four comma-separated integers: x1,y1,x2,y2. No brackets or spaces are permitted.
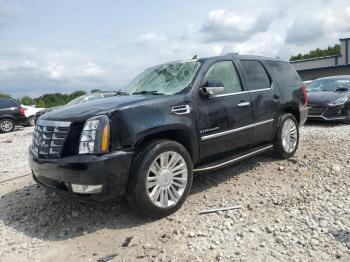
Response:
193,145,274,172
213,84,274,98
201,118,274,141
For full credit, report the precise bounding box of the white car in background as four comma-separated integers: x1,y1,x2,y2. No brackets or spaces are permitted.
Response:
21,105,45,126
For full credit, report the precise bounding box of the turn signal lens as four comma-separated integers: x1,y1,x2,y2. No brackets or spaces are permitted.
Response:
101,125,109,153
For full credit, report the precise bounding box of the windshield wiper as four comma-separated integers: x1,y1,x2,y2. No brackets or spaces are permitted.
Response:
132,90,164,95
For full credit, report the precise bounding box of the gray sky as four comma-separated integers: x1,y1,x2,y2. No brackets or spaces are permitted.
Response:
1,0,350,97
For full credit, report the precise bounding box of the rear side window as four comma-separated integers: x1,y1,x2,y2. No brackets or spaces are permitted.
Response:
204,61,242,95
0,99,17,109
265,61,301,86
240,60,271,91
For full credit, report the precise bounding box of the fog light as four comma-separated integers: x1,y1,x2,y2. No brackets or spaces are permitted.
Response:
71,184,103,194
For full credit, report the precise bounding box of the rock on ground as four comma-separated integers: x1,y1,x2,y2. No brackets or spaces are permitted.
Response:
0,123,349,261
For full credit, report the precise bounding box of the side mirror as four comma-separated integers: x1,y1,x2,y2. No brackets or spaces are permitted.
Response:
200,80,225,97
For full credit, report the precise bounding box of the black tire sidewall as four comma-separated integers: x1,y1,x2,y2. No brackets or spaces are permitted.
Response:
0,119,15,133
274,113,299,159
130,140,193,218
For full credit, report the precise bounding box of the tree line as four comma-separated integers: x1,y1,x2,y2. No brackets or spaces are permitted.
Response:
0,90,100,108
290,44,341,61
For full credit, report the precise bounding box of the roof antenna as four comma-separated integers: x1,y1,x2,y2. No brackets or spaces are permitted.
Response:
192,55,198,59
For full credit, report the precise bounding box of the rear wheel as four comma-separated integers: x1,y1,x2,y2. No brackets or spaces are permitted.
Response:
128,140,193,218
274,113,299,159
0,119,15,133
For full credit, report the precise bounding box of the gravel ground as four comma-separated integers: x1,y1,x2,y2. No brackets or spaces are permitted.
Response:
0,123,349,262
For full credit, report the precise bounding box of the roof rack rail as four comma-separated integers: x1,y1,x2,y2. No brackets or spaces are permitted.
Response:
226,52,239,56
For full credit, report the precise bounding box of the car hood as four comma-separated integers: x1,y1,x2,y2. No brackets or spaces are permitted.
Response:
307,91,349,104
40,95,166,122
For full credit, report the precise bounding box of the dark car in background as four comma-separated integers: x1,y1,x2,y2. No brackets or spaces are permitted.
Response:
0,98,27,133
307,76,350,124
35,91,123,123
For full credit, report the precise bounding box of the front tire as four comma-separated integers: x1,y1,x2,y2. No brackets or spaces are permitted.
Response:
0,119,15,133
274,113,299,159
128,140,193,218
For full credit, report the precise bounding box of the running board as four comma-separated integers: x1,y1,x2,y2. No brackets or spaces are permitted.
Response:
193,145,274,172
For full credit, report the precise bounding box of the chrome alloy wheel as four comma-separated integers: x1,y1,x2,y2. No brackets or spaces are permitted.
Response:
0,120,13,132
281,119,298,153
146,151,188,208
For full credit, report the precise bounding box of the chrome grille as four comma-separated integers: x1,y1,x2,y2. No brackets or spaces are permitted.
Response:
32,120,71,158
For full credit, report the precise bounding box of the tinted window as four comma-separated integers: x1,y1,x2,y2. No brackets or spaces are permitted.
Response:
204,61,242,95
0,99,17,109
265,61,301,86
240,60,271,91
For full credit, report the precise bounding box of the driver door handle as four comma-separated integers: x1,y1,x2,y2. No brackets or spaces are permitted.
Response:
237,101,250,107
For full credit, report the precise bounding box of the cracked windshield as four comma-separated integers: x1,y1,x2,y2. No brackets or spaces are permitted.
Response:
126,61,201,95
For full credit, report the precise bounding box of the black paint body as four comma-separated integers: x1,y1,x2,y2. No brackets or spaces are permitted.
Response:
29,54,308,200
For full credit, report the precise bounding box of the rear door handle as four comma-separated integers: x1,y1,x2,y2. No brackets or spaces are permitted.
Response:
237,101,250,107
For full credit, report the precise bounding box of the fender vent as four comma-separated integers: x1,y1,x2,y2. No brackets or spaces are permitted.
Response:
171,105,191,115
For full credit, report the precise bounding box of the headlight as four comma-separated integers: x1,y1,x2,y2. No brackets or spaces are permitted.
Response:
327,97,348,106
79,115,110,154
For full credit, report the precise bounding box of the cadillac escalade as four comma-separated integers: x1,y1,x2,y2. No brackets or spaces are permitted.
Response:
29,54,308,218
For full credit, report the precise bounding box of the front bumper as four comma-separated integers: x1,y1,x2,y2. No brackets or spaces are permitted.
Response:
307,104,348,121
29,149,134,201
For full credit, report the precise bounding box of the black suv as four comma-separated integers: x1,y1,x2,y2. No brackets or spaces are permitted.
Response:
0,98,27,133
29,54,308,218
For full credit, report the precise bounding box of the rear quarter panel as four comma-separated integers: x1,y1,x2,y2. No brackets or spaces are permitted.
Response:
264,60,304,114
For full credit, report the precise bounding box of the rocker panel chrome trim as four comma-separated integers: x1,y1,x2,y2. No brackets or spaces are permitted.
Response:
193,145,273,172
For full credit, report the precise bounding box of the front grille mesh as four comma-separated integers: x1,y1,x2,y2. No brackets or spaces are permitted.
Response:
32,120,71,158
308,104,327,115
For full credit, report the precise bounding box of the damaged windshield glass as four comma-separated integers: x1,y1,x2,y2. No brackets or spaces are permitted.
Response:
126,61,201,95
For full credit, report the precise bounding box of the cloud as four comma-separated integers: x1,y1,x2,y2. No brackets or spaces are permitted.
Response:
3,2,350,97
137,33,168,44
0,1,24,28
286,8,350,45
0,47,110,96
346,7,350,17
200,9,278,43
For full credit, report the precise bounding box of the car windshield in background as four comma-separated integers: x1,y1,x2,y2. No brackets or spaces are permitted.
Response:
307,79,350,92
126,61,201,95
66,96,86,106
